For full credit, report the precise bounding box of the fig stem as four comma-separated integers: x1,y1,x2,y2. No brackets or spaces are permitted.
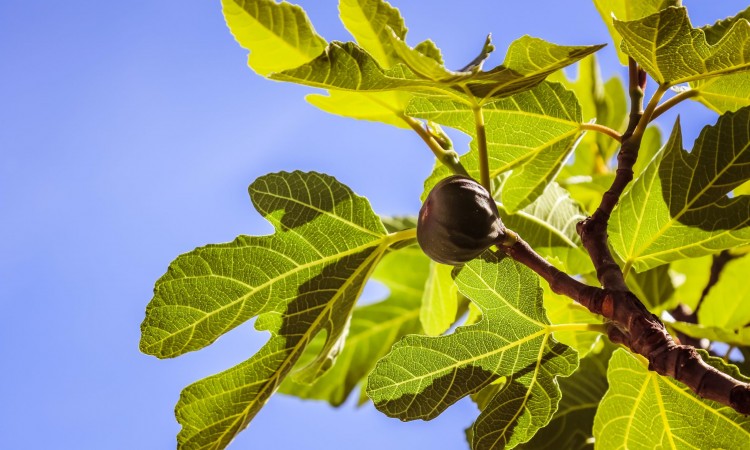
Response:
403,115,469,176
471,105,491,192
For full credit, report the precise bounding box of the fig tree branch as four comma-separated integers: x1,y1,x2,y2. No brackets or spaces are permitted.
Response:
501,58,750,415
575,59,647,291
498,234,750,415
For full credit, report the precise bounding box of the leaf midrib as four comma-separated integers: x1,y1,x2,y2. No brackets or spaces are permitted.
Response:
187,241,389,449
146,237,385,355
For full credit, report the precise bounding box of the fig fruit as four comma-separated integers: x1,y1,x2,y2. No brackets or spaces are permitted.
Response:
417,175,505,265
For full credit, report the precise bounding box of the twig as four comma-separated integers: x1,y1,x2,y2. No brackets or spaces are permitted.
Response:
499,234,750,415
580,123,622,142
650,89,699,123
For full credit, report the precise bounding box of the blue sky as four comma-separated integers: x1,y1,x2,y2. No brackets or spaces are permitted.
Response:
1,1,748,449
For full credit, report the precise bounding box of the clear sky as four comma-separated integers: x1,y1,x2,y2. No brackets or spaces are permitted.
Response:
1,1,748,449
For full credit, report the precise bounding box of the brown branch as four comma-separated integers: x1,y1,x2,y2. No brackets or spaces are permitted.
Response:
499,236,750,415
576,59,647,291
500,58,750,414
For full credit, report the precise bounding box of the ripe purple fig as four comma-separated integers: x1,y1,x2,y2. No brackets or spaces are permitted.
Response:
417,175,506,265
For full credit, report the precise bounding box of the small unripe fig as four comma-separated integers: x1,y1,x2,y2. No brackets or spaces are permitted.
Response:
417,175,505,265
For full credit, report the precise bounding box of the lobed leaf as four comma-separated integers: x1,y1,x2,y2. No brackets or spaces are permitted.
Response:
311,0,414,127
272,36,602,104
470,342,578,450
611,108,750,271
222,0,327,76
339,0,407,69
414,81,583,212
140,171,400,449
140,171,387,358
593,0,680,65
271,41,426,92
367,253,577,448
594,349,750,449
614,6,750,85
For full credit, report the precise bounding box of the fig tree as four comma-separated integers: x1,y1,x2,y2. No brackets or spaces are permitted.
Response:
417,175,506,265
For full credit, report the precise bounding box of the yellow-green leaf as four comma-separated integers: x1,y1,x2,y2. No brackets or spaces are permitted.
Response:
339,0,407,69
367,253,578,448
139,171,404,449
222,0,327,76
691,73,750,113
614,6,750,85
414,81,583,212
611,109,750,272
594,349,750,449
593,0,680,65
699,253,750,330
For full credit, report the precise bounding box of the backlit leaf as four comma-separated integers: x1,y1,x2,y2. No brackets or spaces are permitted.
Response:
272,37,602,104
551,55,627,178
140,171,403,449
338,0,407,69
493,178,592,274
593,0,680,65
668,320,750,347
222,0,327,76
413,81,583,212
306,90,411,128
367,253,577,448
470,343,577,450
611,108,750,271
594,349,750,449
614,6,750,85
691,74,750,114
